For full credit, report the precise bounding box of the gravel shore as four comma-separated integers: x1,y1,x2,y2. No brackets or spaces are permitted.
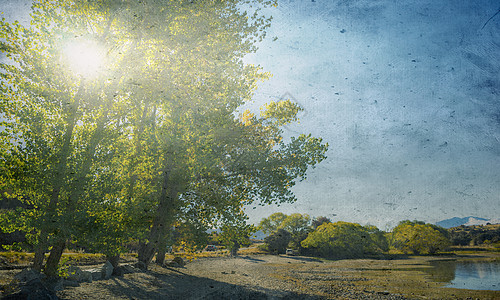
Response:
2,253,499,299
54,255,408,299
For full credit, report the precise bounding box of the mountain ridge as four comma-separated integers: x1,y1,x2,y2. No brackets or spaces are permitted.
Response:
436,216,499,228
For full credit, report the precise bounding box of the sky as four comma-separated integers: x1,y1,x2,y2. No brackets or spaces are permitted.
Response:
243,0,500,229
2,0,499,230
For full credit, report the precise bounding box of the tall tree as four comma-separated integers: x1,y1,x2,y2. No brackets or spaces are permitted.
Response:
258,213,288,234
0,0,137,276
1,0,328,275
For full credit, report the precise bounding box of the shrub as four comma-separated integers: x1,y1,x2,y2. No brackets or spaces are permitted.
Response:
301,221,387,258
391,221,450,254
264,229,291,254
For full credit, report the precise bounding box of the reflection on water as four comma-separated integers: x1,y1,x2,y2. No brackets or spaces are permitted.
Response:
425,260,500,291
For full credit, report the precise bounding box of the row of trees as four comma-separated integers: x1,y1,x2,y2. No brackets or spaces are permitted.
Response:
448,225,500,246
259,214,451,258
0,0,328,277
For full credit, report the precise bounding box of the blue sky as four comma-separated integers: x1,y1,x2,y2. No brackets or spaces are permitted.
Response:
243,0,500,229
2,0,499,230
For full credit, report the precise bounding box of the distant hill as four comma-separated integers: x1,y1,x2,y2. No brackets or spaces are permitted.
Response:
251,230,268,241
436,216,499,228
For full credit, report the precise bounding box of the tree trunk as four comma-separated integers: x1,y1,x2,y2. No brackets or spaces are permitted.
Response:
32,244,46,272
138,165,177,268
230,240,240,257
137,240,157,267
43,239,66,277
155,238,167,266
32,231,49,272
34,83,84,273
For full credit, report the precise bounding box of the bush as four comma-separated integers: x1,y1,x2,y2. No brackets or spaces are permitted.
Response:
391,221,450,254
301,221,387,258
264,229,291,254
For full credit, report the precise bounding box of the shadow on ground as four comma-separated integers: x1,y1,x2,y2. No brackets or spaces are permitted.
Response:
57,267,322,300
239,255,266,263
280,255,323,263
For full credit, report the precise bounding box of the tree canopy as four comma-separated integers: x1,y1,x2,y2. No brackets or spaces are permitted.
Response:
0,0,328,276
391,221,450,254
301,221,387,258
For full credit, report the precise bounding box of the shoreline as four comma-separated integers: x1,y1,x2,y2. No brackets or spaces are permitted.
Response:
1,252,499,299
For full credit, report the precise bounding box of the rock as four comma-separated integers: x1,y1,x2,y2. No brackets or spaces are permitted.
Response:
87,268,103,281
62,279,80,287
102,260,113,280
65,266,92,283
134,261,147,270
112,266,125,276
4,279,58,300
6,268,59,299
172,256,185,267
117,264,139,274
44,277,64,292
14,268,45,283
166,261,180,268
85,261,114,281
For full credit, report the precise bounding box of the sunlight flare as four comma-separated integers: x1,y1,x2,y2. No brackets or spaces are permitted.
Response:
63,40,104,77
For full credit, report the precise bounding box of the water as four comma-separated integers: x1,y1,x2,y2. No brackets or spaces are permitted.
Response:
424,260,500,291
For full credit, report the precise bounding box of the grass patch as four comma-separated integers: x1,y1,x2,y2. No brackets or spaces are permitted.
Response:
0,252,33,265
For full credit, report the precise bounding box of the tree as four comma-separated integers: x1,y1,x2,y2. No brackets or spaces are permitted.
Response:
0,0,137,276
391,221,450,254
364,225,389,253
258,213,288,234
1,0,329,276
279,213,311,252
280,213,311,237
301,221,387,258
258,213,312,252
217,218,256,257
311,216,332,229
264,228,291,254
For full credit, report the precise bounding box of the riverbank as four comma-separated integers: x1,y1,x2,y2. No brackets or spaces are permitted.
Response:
1,252,499,299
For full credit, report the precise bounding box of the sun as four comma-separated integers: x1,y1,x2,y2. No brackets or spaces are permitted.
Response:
63,40,104,77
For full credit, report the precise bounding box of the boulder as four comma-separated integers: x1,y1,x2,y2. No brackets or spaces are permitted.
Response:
166,257,185,268
62,280,80,287
5,268,59,299
134,261,147,270
14,268,45,284
4,279,58,300
113,264,138,276
87,268,103,281
172,256,185,267
44,277,64,292
86,261,114,281
65,266,92,283
166,261,180,268
102,261,113,280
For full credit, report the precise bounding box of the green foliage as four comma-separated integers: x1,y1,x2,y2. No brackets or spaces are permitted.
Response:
264,228,291,254
280,213,311,236
259,212,312,252
172,221,209,253
0,0,328,272
260,99,303,126
311,216,331,229
391,221,450,254
258,212,287,234
448,224,500,246
301,221,387,258
217,219,256,256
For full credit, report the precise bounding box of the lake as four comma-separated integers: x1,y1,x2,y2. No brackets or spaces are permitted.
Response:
424,260,500,291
